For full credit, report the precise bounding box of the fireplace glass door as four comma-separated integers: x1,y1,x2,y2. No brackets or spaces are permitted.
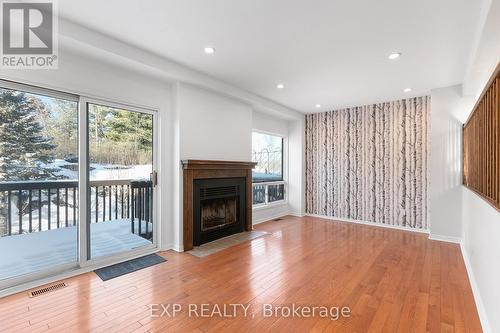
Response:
193,178,246,245
201,197,238,232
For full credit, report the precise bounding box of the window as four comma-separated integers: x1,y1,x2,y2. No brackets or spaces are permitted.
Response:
252,131,286,206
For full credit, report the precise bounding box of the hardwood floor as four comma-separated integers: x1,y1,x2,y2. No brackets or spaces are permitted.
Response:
0,216,482,332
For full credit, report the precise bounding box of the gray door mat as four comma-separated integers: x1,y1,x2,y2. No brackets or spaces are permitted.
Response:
94,253,166,281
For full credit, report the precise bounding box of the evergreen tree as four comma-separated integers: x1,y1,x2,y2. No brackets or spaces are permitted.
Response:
88,104,111,152
107,109,152,151
87,105,153,165
99,109,152,165
0,88,59,234
0,88,57,181
45,99,78,159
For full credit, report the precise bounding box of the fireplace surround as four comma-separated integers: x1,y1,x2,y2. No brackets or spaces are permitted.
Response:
182,160,256,251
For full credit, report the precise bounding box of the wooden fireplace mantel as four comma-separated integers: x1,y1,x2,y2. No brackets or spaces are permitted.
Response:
182,159,257,251
182,160,257,170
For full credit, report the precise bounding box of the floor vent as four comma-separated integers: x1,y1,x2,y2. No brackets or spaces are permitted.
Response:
29,282,67,297
273,218,283,221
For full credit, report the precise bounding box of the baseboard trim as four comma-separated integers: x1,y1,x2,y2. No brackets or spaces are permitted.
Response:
305,214,430,234
460,242,491,333
172,244,184,252
161,243,175,251
428,234,462,244
253,211,291,225
289,211,305,218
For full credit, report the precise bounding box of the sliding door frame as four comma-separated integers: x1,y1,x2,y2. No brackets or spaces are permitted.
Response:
0,80,80,291
0,79,161,295
78,97,159,268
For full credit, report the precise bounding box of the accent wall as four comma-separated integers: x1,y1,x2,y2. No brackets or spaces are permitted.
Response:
305,96,430,229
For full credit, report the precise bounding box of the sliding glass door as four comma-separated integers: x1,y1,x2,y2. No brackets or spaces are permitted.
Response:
0,81,79,284
0,80,158,290
86,101,156,260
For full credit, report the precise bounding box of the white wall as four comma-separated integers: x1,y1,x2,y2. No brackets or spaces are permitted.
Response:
429,85,473,241
288,117,305,216
178,84,253,161
253,204,292,225
462,188,500,333
252,110,289,136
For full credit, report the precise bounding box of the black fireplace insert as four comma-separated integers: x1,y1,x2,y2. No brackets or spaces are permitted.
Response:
193,177,246,246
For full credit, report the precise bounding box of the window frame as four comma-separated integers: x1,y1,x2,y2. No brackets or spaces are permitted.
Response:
251,129,288,207
0,79,81,289
81,97,159,263
0,79,79,102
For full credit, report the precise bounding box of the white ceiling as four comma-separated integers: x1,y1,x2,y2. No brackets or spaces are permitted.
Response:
58,0,486,113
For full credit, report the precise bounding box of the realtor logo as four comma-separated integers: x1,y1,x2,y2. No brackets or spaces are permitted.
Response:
1,0,58,68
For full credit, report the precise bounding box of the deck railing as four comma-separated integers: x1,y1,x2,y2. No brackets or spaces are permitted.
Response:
252,181,286,206
0,179,152,239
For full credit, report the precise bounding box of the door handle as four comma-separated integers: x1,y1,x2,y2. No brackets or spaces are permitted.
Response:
150,171,158,187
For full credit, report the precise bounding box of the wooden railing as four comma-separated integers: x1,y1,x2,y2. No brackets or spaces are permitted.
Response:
463,62,500,211
0,179,153,238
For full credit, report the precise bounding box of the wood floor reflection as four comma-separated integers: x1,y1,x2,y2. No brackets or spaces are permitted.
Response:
0,216,482,332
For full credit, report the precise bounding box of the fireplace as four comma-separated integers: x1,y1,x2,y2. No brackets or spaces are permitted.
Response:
182,160,256,251
193,178,245,245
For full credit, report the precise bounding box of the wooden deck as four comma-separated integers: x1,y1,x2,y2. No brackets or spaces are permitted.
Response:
0,216,482,332
0,219,152,280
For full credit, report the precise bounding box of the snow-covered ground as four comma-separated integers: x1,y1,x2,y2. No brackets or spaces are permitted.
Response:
91,163,152,180
44,159,152,180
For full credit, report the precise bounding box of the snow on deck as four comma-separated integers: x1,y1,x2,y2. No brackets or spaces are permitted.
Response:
0,219,152,280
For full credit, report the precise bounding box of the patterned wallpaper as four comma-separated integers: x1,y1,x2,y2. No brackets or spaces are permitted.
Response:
305,96,430,229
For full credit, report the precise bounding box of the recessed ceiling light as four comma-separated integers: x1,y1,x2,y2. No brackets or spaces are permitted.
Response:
204,46,216,54
388,52,401,60
315,104,321,108
403,88,412,92
276,83,285,89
